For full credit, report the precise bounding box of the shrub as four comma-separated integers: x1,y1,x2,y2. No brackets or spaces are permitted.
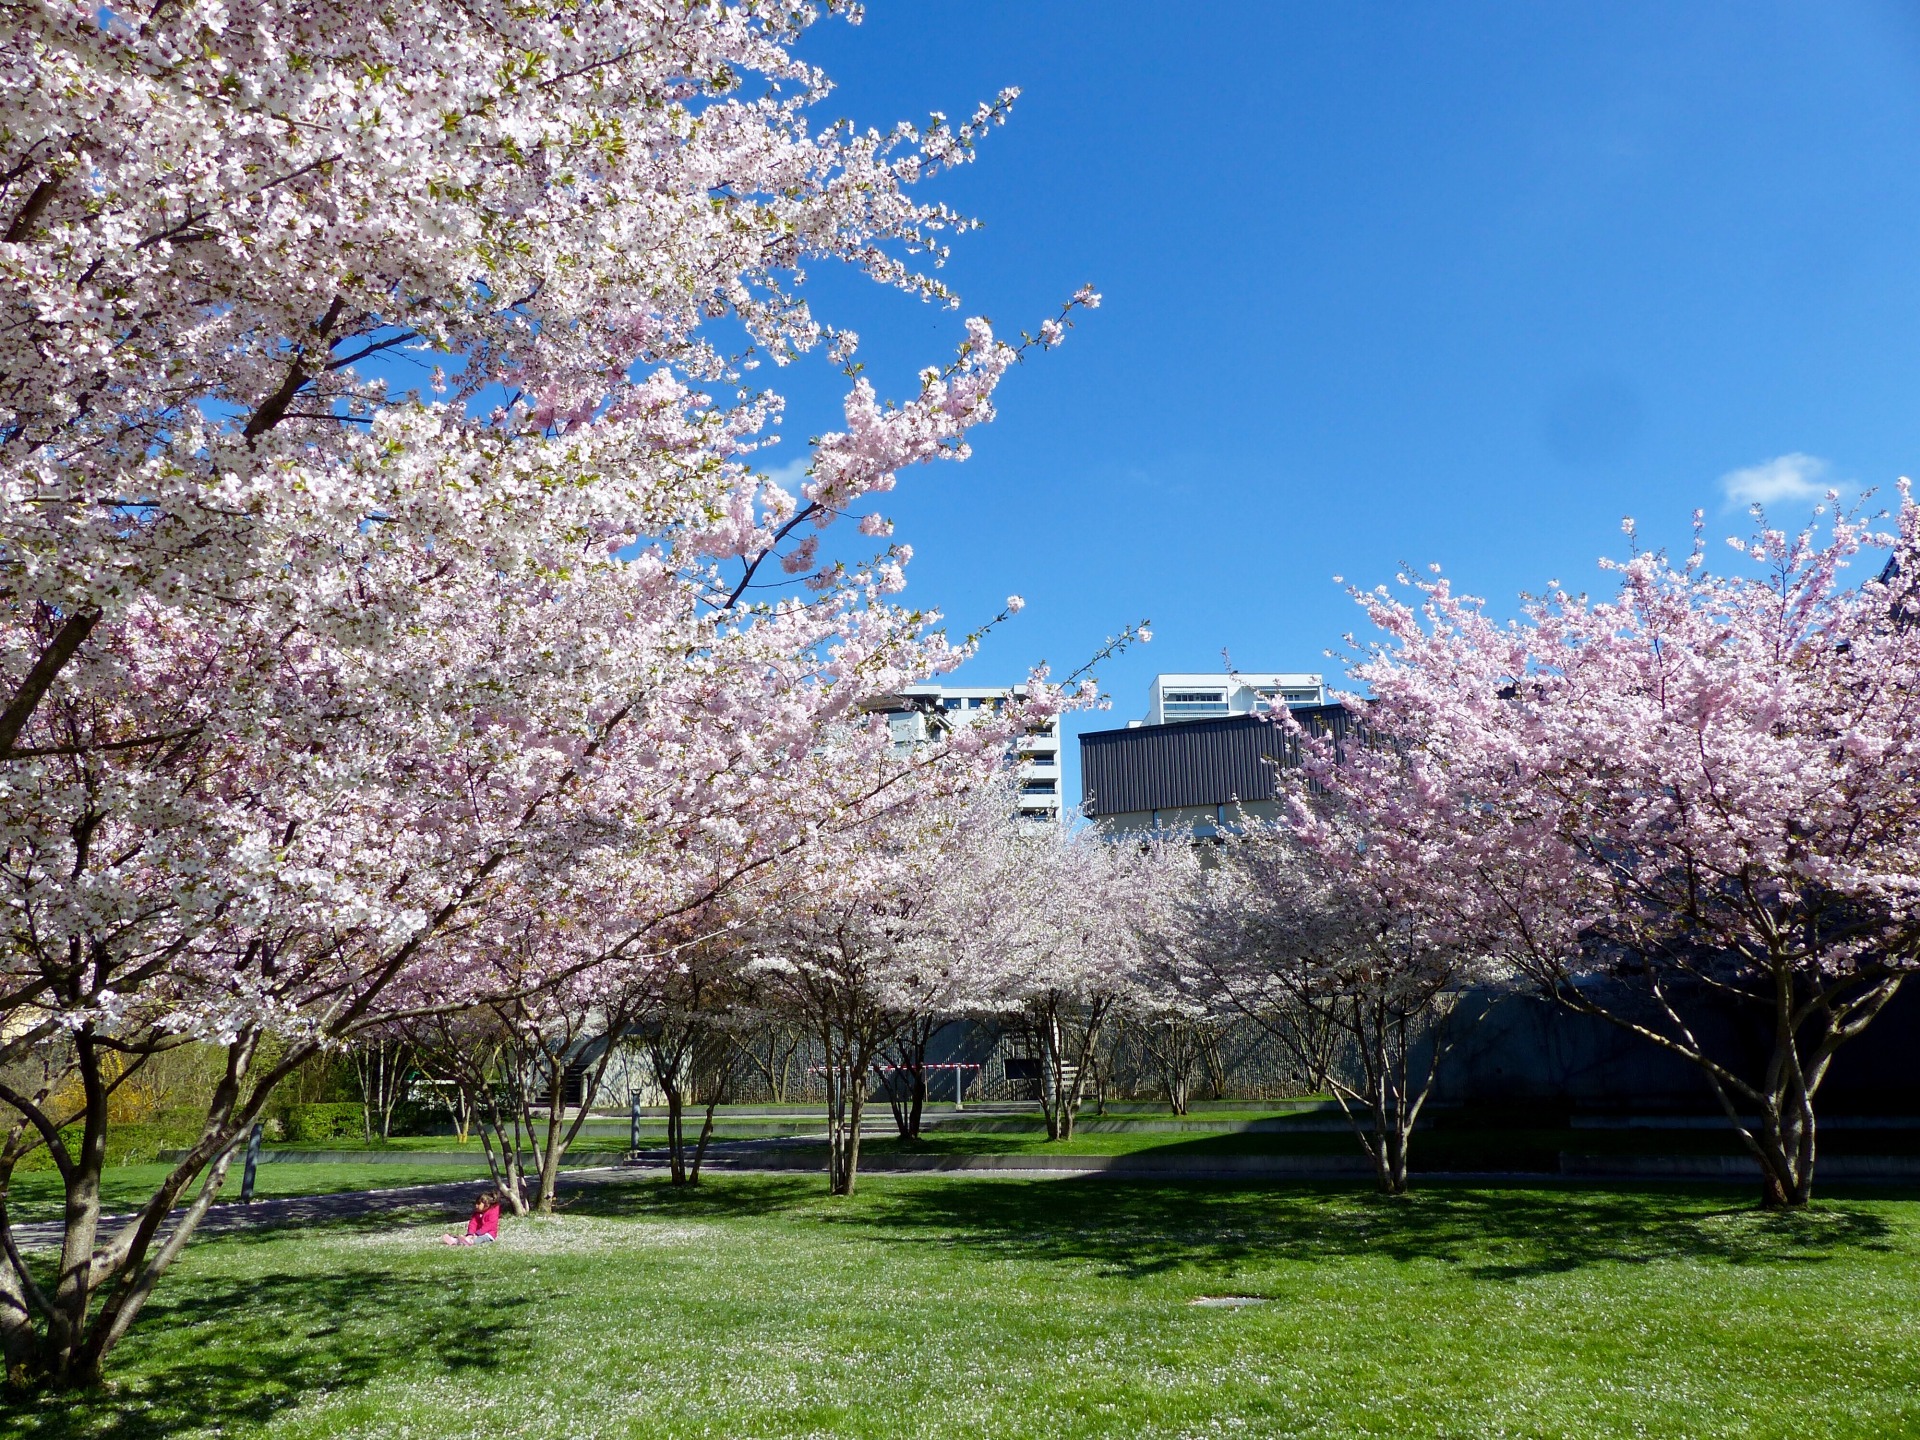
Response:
387,1100,438,1137
12,1112,210,1170
280,1103,368,1144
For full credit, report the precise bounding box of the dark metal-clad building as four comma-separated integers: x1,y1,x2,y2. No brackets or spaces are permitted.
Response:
1079,704,1353,832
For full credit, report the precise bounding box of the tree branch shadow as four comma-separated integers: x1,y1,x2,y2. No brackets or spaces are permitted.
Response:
5,1266,528,1440
830,1177,1905,1284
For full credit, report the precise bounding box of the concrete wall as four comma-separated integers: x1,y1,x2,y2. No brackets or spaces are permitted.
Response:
1434,982,1920,1114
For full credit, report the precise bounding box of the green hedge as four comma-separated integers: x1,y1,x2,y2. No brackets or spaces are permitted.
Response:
280,1103,367,1144
13,1118,208,1171
8,1100,442,1171
279,1101,439,1143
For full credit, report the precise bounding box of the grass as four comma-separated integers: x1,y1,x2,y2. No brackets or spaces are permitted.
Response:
10,1175,1920,1439
5,1162,504,1225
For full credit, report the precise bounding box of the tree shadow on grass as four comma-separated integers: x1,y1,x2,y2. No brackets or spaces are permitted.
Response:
5,1265,528,1440
441,1169,1910,1286
826,1178,1907,1285
557,1172,824,1222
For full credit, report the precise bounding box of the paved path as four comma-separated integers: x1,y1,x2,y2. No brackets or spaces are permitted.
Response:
10,1166,635,1253
9,1153,1377,1255
22,1149,1920,1254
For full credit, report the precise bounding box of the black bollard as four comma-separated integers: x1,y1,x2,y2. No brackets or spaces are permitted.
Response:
239,1122,263,1204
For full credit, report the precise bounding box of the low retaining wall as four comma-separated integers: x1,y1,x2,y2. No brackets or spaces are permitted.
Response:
1558,1153,1920,1180
652,1151,1374,1179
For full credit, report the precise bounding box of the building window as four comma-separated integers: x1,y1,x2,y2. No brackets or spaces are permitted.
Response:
1254,686,1322,710
1163,689,1228,718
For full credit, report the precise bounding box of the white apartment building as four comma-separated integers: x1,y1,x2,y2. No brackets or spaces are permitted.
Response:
1134,672,1328,727
869,684,1063,825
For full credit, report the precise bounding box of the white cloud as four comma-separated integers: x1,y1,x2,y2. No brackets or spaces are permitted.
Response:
759,454,811,488
1718,452,1834,509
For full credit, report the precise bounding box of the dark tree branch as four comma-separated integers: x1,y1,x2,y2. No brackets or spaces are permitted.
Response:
0,609,100,761
3,176,58,243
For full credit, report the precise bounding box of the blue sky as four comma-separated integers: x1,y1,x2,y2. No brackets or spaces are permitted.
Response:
762,3,1920,808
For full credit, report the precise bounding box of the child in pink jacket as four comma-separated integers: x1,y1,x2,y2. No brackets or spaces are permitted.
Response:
442,1190,500,1246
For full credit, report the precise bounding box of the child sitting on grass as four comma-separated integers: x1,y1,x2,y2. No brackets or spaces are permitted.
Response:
442,1190,500,1246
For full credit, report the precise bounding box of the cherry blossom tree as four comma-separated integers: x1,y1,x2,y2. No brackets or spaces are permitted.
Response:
405,1009,536,1209
1185,827,1491,1195
982,831,1170,1141
1119,843,1221,1117
0,0,1101,1383
744,767,1056,1194
1326,497,1920,1207
632,921,752,1187
405,921,651,1217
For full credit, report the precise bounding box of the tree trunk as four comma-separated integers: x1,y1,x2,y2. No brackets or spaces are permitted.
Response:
882,1018,933,1142
646,1034,697,1186
1034,1000,1106,1143
1752,1077,1817,1209
733,1023,802,1106
4,1027,296,1387
1546,961,1904,1210
1200,1028,1229,1103
535,1099,568,1214
476,1114,531,1215
69,1142,241,1383
1379,1113,1411,1197
824,1036,869,1197
664,1080,688,1185
530,1036,622,1212
1143,1020,1198,1116
687,1095,722,1184
1043,1055,1079,1140
1,1153,38,1379
831,1084,865,1196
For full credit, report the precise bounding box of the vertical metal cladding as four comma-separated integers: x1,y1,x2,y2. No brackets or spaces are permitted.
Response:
1079,706,1351,816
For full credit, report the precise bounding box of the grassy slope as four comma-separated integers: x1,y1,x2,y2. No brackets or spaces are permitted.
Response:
13,1176,1920,1439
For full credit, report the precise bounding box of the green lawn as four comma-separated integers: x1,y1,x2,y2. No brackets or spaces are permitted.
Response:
12,1176,1920,1439
5,1162,504,1225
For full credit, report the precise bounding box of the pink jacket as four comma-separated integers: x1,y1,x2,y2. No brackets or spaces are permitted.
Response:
466,1203,500,1239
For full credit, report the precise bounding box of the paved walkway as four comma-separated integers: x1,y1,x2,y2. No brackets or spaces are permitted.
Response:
10,1166,633,1253
21,1149,1920,1253
14,1154,1341,1254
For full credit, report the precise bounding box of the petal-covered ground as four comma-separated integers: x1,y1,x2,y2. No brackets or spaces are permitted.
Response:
17,1176,1919,1440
